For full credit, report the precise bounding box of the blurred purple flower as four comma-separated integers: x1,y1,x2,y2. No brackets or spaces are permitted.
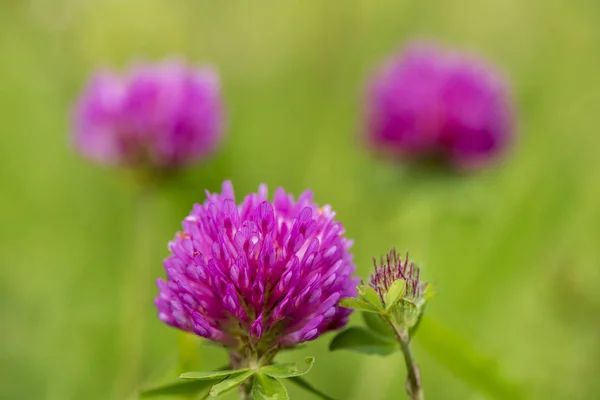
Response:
366,42,513,170
155,181,358,353
72,60,224,170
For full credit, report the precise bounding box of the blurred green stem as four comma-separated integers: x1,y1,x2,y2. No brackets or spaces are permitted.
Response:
113,186,156,399
391,323,424,400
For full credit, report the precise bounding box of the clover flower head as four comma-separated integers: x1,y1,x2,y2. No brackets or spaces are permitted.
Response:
155,181,359,356
367,41,513,170
73,59,224,171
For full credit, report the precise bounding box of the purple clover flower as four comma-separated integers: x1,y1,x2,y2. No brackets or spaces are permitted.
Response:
366,42,513,170
72,60,224,170
155,181,358,355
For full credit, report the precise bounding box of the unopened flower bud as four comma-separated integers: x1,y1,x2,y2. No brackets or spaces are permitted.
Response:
369,248,430,331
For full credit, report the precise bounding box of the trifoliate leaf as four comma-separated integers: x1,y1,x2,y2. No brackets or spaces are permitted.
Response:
339,297,380,313
408,305,425,337
251,373,289,400
423,285,436,302
141,364,231,397
139,379,216,397
209,370,255,397
180,368,250,380
261,357,314,378
362,312,395,339
385,279,407,310
329,327,397,356
357,285,383,309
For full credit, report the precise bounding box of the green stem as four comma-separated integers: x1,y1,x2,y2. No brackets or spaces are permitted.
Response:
232,348,270,400
390,323,424,400
233,354,254,400
240,377,253,400
113,187,157,399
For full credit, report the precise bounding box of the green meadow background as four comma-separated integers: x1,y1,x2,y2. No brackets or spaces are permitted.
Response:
2,1,599,399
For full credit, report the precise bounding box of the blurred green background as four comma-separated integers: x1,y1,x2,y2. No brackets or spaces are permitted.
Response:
1,1,600,399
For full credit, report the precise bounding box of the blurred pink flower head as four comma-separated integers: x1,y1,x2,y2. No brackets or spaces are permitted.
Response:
72,60,225,170
366,41,514,171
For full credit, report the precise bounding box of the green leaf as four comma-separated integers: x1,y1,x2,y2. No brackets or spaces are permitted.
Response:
357,285,383,309
385,279,406,310
408,305,425,337
180,368,250,380
423,284,435,302
140,364,232,398
209,370,255,397
287,377,336,400
261,357,314,378
417,317,526,400
251,373,289,400
199,391,211,400
362,312,395,338
339,297,380,313
139,379,216,397
329,327,397,355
